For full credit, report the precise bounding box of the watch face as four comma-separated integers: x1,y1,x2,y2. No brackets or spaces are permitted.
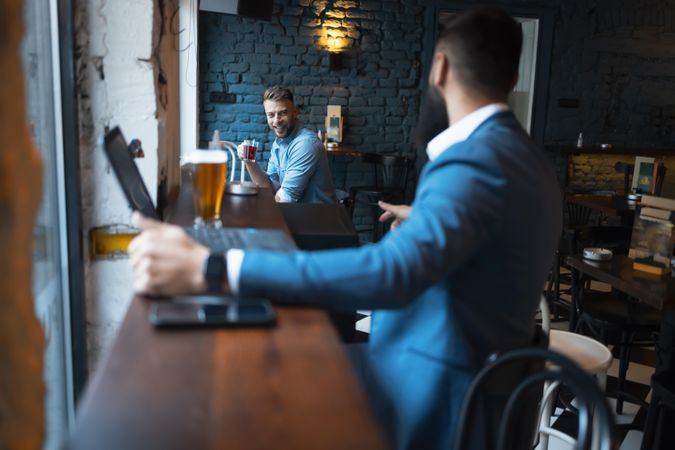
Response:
205,253,226,292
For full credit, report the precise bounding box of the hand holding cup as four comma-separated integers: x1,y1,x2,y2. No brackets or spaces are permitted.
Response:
237,142,247,160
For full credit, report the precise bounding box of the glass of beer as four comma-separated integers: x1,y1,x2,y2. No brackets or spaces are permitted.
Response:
188,149,228,227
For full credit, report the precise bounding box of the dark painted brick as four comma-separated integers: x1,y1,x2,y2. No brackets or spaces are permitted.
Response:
294,36,314,45
284,6,304,16
271,54,297,65
280,46,308,56
328,97,348,106
280,16,300,27
227,73,242,83
368,97,385,106
227,62,250,73
360,1,380,11
255,43,277,54
298,26,322,37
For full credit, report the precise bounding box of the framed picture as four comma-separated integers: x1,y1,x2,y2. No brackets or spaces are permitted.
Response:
632,156,656,194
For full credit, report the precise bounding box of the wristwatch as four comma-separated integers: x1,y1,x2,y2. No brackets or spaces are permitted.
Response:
203,252,227,293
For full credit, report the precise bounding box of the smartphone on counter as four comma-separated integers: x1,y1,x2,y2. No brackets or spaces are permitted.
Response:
149,296,276,328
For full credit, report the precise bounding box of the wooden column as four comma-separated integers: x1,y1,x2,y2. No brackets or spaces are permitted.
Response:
0,0,45,448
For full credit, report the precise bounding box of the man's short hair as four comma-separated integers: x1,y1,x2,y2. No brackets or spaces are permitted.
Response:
263,86,294,104
437,7,522,100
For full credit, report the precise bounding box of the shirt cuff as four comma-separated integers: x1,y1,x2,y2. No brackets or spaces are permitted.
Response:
275,188,295,203
226,249,245,296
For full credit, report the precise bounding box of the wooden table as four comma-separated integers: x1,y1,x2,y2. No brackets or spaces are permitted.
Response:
325,144,362,157
566,255,675,373
66,187,388,450
566,194,637,218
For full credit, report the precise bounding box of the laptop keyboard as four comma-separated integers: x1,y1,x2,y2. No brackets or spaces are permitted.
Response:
185,227,296,252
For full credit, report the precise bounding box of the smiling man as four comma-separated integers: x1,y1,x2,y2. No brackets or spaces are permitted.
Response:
238,86,336,204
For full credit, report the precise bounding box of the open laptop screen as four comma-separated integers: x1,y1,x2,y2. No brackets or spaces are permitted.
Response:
103,127,160,220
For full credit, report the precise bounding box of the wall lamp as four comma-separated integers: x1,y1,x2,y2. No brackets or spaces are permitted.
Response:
324,32,347,70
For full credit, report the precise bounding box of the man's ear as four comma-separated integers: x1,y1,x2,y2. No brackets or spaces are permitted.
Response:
430,51,450,90
510,71,519,91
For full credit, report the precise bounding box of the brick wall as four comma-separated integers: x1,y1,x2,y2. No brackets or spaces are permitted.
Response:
198,0,425,231
200,0,675,221
545,0,675,192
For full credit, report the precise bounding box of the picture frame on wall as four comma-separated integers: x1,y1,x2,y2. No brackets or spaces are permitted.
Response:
632,156,656,194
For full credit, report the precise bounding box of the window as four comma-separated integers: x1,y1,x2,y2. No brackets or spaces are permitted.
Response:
21,0,75,447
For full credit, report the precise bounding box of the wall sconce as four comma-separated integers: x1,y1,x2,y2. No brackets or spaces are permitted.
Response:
328,51,343,70
324,31,347,70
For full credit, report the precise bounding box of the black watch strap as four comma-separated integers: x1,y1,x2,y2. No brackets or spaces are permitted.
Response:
204,252,227,293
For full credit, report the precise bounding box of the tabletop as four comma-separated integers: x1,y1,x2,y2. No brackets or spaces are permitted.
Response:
67,185,388,450
565,194,637,217
325,144,363,157
566,254,675,311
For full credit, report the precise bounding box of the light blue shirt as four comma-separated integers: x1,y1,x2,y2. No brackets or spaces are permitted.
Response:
266,125,337,204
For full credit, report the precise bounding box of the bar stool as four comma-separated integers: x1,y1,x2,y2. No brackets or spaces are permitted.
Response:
536,297,613,449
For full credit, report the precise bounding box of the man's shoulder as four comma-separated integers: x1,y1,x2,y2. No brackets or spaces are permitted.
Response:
291,128,321,144
437,120,532,163
288,128,323,153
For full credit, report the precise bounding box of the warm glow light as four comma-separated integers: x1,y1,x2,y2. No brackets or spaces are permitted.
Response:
323,29,346,53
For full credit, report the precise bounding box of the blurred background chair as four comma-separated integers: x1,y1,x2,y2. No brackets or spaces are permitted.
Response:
575,288,660,415
344,152,415,243
454,346,616,450
641,369,675,450
544,195,596,321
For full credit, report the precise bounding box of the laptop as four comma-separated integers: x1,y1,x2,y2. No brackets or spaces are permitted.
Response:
103,126,296,253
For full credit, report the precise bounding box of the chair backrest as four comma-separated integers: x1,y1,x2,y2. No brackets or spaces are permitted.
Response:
565,197,592,229
362,152,413,192
454,347,616,450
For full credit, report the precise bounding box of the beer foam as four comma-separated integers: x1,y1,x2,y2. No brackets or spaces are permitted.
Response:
185,149,228,164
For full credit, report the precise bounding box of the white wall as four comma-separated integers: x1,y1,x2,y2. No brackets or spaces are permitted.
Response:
75,0,180,370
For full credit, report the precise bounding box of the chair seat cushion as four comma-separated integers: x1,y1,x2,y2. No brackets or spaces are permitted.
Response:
549,329,613,374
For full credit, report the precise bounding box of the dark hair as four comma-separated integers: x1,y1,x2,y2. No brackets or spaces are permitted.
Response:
437,7,522,100
263,85,294,103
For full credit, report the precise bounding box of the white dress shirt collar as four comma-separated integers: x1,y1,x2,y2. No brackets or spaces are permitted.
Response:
426,103,510,161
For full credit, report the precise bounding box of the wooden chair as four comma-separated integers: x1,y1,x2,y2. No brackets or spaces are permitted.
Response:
575,287,660,415
537,297,613,450
641,370,675,450
346,152,415,242
454,346,617,450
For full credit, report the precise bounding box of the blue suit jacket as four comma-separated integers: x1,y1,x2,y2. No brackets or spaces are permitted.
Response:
240,112,562,449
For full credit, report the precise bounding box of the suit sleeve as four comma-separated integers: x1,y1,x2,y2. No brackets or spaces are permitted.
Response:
240,153,506,311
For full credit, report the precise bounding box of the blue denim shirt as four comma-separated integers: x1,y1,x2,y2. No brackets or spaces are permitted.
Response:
266,125,337,204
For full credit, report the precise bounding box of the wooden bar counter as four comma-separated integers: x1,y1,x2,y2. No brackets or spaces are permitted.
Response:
66,185,388,450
